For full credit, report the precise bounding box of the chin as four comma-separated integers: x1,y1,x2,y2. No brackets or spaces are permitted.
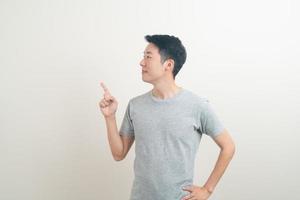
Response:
142,79,150,83
142,77,152,84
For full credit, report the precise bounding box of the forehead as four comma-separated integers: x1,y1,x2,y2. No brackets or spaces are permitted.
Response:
143,43,159,55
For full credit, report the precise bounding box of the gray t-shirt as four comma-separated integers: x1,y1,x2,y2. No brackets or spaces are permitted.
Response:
120,88,225,200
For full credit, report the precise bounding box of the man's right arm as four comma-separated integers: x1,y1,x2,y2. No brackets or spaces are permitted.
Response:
104,115,135,161
99,82,134,161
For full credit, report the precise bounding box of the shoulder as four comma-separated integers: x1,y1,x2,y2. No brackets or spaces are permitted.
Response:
181,89,220,117
182,89,210,105
128,90,151,105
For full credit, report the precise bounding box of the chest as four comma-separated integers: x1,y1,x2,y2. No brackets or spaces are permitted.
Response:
131,106,199,141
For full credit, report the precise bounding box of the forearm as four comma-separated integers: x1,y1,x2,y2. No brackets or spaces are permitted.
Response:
104,115,124,160
203,147,235,193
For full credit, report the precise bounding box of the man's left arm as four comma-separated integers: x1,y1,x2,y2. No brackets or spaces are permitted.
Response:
203,129,235,194
182,129,235,200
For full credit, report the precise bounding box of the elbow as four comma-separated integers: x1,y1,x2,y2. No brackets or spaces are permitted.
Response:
221,143,236,159
114,157,123,161
113,153,125,162
229,144,236,158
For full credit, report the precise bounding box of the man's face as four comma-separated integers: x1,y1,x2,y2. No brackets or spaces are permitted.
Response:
140,43,172,83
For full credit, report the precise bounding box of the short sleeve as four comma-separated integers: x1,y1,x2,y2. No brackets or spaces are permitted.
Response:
200,100,225,138
119,101,135,137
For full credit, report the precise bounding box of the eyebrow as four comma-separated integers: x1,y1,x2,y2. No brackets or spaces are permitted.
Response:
143,51,153,54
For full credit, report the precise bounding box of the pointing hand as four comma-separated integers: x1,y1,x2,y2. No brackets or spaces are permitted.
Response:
99,82,118,118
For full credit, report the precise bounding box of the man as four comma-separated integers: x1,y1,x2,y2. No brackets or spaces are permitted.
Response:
99,34,235,200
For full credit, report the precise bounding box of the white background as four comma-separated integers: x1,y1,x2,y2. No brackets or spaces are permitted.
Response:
1,0,299,199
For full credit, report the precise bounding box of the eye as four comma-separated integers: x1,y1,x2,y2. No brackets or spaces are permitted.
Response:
143,55,151,59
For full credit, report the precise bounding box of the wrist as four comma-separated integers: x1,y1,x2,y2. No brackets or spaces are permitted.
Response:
104,115,116,120
203,185,214,194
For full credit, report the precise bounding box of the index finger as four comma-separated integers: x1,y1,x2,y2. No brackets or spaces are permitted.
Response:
100,82,110,93
182,186,193,192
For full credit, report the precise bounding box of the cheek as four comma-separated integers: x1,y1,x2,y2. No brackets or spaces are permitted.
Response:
156,65,165,74
146,61,164,74
149,66,162,74
152,62,164,71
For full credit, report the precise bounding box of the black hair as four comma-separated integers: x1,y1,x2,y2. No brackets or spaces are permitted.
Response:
144,34,187,79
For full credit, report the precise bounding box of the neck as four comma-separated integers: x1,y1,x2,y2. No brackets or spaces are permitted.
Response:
151,79,182,100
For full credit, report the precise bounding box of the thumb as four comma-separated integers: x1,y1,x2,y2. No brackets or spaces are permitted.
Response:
105,94,115,102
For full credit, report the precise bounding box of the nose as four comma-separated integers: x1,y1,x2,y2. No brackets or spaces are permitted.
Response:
140,58,145,67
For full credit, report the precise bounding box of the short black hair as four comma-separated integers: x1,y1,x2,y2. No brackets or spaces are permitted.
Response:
144,34,187,79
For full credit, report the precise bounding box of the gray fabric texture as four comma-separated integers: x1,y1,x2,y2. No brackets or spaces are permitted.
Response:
120,88,225,200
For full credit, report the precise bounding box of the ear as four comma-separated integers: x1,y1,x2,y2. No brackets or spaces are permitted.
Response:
164,59,174,72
